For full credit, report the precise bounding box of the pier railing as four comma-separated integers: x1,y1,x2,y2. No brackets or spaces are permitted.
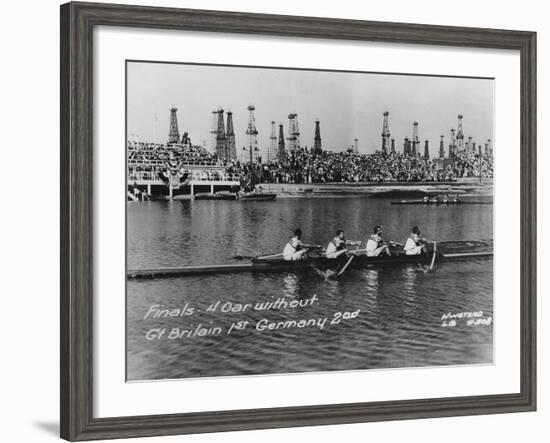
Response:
128,159,219,167
128,170,241,184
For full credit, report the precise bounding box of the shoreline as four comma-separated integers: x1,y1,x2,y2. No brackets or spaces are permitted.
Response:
256,179,493,200
134,179,493,201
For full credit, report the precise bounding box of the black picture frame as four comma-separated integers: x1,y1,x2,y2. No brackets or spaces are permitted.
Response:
60,2,537,440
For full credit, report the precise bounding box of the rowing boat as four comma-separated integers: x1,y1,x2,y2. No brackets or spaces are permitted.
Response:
127,240,492,279
391,199,491,205
194,191,238,200
238,191,277,201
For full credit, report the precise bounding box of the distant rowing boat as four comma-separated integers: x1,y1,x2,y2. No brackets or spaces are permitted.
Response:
194,191,238,200
193,191,277,201
238,191,277,201
391,199,492,205
128,240,492,279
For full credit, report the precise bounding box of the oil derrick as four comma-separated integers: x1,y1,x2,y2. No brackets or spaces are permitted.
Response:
391,138,395,153
467,136,473,152
313,119,322,153
293,115,301,149
403,137,410,155
226,111,236,161
439,135,445,158
168,107,180,144
354,138,359,154
286,113,300,150
424,140,430,159
209,110,218,153
268,121,277,162
456,114,465,151
215,108,226,161
278,124,285,160
381,111,391,153
412,121,419,156
245,105,259,163
449,128,457,157
487,138,493,156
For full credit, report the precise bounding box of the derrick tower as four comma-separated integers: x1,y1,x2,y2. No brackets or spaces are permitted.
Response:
391,138,396,153
354,138,359,154
215,108,226,161
412,121,419,156
245,105,259,163
424,140,430,159
313,119,322,153
226,111,236,161
209,110,218,153
439,135,445,159
456,114,465,151
286,113,300,150
168,107,180,144
466,136,473,152
381,111,391,153
268,121,277,162
449,128,457,157
278,124,285,160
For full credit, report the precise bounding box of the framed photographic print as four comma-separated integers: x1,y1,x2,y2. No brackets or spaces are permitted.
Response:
60,1,536,441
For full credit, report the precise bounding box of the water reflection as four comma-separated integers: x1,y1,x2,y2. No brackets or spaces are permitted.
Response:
282,273,299,298
127,196,493,380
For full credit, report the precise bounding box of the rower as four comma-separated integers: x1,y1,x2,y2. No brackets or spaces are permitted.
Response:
404,226,427,255
326,230,360,259
365,225,391,257
283,228,315,261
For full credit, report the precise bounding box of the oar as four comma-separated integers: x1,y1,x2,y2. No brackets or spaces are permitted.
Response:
429,241,437,271
233,252,284,261
257,252,284,260
388,241,403,247
336,255,355,276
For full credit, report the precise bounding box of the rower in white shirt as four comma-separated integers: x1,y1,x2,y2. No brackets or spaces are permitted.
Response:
326,230,360,259
283,228,317,261
365,225,391,257
403,226,428,255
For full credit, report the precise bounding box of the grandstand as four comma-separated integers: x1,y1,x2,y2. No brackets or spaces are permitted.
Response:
127,141,240,199
127,141,494,199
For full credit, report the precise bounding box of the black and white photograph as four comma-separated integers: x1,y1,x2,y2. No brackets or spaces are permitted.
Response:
126,61,494,381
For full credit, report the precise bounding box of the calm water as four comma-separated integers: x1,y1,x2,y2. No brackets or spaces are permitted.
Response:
127,196,493,381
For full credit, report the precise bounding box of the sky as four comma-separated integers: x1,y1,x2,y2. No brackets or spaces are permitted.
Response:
127,61,494,157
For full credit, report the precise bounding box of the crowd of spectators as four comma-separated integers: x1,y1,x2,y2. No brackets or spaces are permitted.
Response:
450,149,493,180
128,141,213,163
127,141,493,184
228,148,493,184
128,141,217,180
